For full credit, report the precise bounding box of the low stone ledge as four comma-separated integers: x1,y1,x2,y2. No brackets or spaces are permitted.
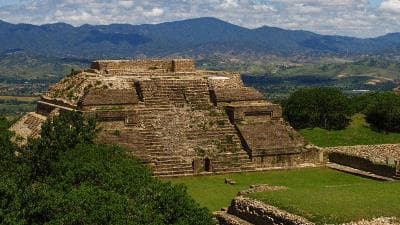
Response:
323,144,400,164
227,196,314,225
221,196,399,225
326,152,397,179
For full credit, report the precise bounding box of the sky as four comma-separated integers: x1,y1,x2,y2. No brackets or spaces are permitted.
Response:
0,0,399,38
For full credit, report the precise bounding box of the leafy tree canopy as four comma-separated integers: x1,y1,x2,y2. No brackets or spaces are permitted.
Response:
284,87,351,130
364,92,400,132
0,112,212,225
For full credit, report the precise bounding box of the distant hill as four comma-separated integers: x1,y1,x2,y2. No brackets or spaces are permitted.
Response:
0,52,88,82
1,17,400,59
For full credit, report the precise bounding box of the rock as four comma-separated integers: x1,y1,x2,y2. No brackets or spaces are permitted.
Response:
225,178,237,185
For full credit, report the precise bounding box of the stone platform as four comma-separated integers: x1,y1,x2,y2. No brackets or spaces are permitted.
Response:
11,59,321,176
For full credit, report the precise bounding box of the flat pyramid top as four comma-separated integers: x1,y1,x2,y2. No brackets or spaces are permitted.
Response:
91,59,195,73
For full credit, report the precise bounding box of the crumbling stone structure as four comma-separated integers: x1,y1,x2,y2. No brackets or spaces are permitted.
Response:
215,196,400,225
11,59,319,176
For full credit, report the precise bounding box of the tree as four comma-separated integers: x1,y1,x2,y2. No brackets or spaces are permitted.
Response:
0,117,16,173
364,92,400,132
26,111,98,180
22,144,212,225
0,112,213,225
284,88,351,130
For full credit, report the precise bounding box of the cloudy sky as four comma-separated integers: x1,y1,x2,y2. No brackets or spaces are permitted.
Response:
0,0,399,37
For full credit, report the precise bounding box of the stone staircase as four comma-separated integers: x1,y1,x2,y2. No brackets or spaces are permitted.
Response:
23,113,46,138
96,80,257,177
124,106,257,177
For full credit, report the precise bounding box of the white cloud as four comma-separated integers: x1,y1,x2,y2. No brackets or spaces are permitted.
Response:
380,0,400,13
0,0,398,37
143,7,164,17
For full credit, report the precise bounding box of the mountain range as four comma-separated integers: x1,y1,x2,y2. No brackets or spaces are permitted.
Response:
1,17,400,59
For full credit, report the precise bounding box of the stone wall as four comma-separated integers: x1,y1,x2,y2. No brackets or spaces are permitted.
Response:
80,89,140,106
324,144,400,178
212,87,265,103
324,144,400,163
36,100,75,116
237,121,305,157
328,152,397,178
226,104,282,122
252,149,321,168
91,59,195,72
172,59,195,72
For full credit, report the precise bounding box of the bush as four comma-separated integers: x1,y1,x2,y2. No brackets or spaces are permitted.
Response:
284,88,351,130
364,92,400,132
1,112,213,225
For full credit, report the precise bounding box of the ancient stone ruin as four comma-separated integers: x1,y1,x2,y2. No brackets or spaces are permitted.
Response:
11,59,320,176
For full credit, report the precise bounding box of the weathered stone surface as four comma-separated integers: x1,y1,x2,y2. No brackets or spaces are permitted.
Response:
324,144,400,179
343,218,400,225
324,144,400,163
227,196,314,225
214,211,254,225
12,59,318,176
10,112,47,145
216,195,399,225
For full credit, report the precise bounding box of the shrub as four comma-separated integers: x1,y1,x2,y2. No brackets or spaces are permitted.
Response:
284,88,351,130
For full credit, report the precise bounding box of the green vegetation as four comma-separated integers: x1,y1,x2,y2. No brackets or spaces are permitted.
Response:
0,52,86,82
0,95,38,115
364,92,400,132
0,112,213,225
169,168,400,224
274,58,400,79
284,88,351,130
300,114,400,147
0,52,87,96
283,90,400,146
201,57,400,79
238,58,399,100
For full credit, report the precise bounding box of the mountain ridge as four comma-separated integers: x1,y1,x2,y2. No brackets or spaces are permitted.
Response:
0,17,400,59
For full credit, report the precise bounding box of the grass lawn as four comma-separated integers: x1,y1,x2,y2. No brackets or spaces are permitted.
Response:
299,114,400,147
168,168,400,224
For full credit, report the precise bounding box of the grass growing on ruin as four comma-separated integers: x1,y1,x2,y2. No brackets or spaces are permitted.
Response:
168,168,400,224
299,114,400,147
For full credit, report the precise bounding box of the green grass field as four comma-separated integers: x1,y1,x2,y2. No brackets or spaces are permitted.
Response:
299,114,400,147
168,168,400,224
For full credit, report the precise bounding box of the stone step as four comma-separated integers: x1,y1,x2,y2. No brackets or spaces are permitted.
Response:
153,169,194,176
155,165,193,170
154,160,190,165
213,167,255,173
214,211,254,225
155,158,184,163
